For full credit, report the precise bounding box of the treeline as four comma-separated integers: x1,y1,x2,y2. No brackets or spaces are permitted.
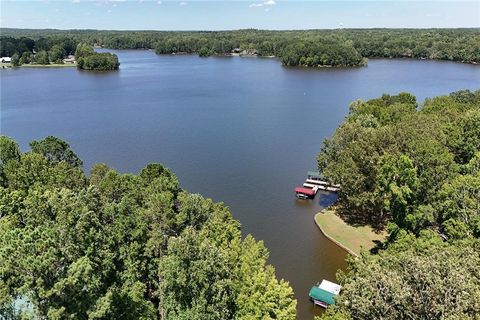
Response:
1,36,76,65
2,28,479,67
0,37,119,70
317,90,480,319
0,136,296,319
75,43,119,71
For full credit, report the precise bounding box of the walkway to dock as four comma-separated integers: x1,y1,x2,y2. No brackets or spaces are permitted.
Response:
302,171,340,193
295,171,341,198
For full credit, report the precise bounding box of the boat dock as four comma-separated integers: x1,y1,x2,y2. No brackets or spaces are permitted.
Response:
295,171,340,198
309,279,342,308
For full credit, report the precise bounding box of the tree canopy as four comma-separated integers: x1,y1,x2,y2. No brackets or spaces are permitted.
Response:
317,90,480,320
0,136,296,319
320,233,480,320
318,90,480,238
75,43,120,71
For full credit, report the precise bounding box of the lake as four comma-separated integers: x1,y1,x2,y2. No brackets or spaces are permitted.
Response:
1,51,479,319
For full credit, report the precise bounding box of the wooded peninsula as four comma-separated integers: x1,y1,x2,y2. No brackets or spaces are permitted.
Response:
317,89,480,320
1,28,479,68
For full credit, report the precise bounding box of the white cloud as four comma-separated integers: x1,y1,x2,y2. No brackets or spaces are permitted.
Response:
72,0,80,3
249,0,275,9
179,1,187,5
157,0,162,4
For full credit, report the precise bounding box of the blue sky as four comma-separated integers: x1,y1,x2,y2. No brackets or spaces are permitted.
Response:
1,1,479,30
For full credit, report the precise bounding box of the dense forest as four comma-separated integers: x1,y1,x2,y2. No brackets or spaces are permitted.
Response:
0,136,296,319
317,90,480,319
0,36,119,71
1,28,479,67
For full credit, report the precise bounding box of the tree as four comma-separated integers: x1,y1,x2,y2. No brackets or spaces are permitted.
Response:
0,136,20,167
29,136,83,168
19,51,32,65
435,173,480,238
48,44,66,64
74,42,94,59
10,53,20,66
0,136,20,186
374,153,418,227
34,50,49,64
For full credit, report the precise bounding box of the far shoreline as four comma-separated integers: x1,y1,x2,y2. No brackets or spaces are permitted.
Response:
1,63,76,69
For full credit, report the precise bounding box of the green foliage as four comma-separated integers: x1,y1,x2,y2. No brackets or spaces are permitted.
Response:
75,43,119,71
34,50,49,64
0,136,296,319
2,28,480,68
318,90,480,239
48,44,66,64
374,153,418,226
0,136,20,187
75,42,95,59
29,136,83,167
318,91,480,319
77,52,119,71
0,136,20,167
10,53,20,66
320,234,480,320
18,52,32,65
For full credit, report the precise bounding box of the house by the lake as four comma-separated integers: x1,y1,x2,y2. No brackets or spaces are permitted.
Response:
1,57,12,63
62,55,76,64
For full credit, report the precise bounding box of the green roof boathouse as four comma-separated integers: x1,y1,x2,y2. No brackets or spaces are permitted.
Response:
308,280,342,308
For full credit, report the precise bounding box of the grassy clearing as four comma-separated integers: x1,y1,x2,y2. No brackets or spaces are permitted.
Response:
315,208,387,256
1,63,77,68
20,63,76,68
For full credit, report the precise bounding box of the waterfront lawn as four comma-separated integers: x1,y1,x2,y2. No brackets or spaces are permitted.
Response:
1,63,77,68
21,63,76,68
315,208,387,256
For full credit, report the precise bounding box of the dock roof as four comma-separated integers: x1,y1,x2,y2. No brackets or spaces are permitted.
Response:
309,286,337,305
319,280,342,295
295,187,316,196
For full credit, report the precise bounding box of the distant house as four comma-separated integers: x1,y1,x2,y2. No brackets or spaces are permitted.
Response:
1,57,11,63
62,55,76,64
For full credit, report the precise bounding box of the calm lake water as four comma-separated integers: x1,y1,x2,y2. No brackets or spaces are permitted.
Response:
1,50,479,319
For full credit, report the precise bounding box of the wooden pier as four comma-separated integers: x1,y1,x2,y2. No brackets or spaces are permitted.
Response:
304,171,340,191
295,171,340,198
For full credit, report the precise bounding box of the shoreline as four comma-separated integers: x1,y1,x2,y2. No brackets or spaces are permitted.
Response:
314,208,387,257
314,211,358,257
1,63,76,69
